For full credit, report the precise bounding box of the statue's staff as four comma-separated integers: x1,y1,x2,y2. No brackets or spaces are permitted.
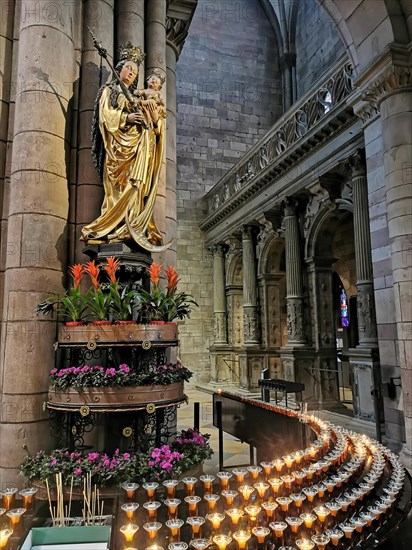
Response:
88,27,148,128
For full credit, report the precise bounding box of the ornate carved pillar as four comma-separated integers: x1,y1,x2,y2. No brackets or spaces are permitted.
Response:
213,245,228,345
284,199,306,346
349,151,378,348
242,226,260,346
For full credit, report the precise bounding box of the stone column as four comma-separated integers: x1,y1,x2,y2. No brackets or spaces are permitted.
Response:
284,199,306,346
349,151,378,347
117,0,145,85
242,226,260,346
213,245,228,345
0,0,77,484
73,0,114,261
165,42,177,267
145,0,167,254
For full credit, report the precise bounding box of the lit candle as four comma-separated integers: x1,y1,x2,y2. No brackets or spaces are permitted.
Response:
143,522,162,540
164,499,181,519
190,539,211,550
272,459,284,473
254,482,269,499
182,477,198,496
1,489,17,510
221,489,237,506
0,529,13,549
269,521,287,538
268,477,283,495
232,468,248,484
226,508,244,526
143,501,161,519
261,501,278,518
19,488,37,508
295,537,315,550
276,496,292,512
325,528,344,547
290,492,306,508
281,474,295,490
206,513,225,530
204,493,220,510
120,523,139,543
121,502,139,520
252,526,270,544
184,495,201,516
316,483,326,498
199,475,215,493
238,484,255,503
247,465,262,480
233,530,251,550
245,504,261,523
122,482,139,500
165,519,184,539
286,516,304,533
143,482,159,500
163,479,179,498
187,516,205,537
213,534,232,550
217,471,233,490
6,508,25,525
311,533,331,549
300,513,316,529
260,461,273,477
313,506,329,523
282,455,294,469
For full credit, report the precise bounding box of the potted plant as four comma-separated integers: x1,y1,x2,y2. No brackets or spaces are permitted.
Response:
83,260,112,324
105,256,138,324
137,263,198,323
35,264,88,325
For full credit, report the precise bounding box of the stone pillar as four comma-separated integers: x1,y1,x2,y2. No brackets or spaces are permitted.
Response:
0,0,77,485
145,0,167,254
117,0,145,85
242,226,260,346
165,42,177,267
284,199,306,346
349,151,378,347
73,0,114,262
213,245,228,345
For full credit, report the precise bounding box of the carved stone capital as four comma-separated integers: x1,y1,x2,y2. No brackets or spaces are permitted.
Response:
283,197,299,217
166,0,198,58
348,149,366,180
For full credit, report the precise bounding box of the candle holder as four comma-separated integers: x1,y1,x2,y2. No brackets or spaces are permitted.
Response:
311,533,330,550
217,471,233,490
233,530,251,550
245,504,261,524
285,515,304,534
260,461,273,478
313,506,329,524
204,493,220,511
336,497,350,512
143,501,161,520
300,513,316,529
269,521,287,539
268,477,283,495
272,459,284,474
316,483,326,499
146,545,164,550
6,508,26,525
120,523,139,543
0,529,13,549
199,475,215,493
182,477,198,496
282,455,294,469
206,512,225,531
247,465,262,481
184,496,201,516
295,537,315,549
261,500,278,519
338,522,355,539
232,468,248,484
281,474,295,490
359,511,374,527
325,501,341,517
213,534,232,550
190,539,210,550
18,488,37,508
290,492,306,509
143,522,162,540
226,508,244,526
169,543,188,550
165,518,184,540
352,516,367,533
221,489,237,506
254,482,269,500
1,489,17,510
121,502,139,520
164,499,181,519
325,528,344,546
163,479,179,498
238,484,255,503
122,482,139,500
186,516,205,538
143,482,159,500
252,526,270,544
276,496,292,512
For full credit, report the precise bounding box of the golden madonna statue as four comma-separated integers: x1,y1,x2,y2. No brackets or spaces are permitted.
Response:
81,41,171,252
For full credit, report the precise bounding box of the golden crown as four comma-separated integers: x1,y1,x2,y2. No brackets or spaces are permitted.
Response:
118,42,145,65
147,67,166,85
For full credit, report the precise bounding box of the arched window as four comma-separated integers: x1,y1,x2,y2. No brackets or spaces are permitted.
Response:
340,288,349,327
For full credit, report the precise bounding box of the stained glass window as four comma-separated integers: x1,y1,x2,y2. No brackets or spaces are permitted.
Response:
340,288,349,327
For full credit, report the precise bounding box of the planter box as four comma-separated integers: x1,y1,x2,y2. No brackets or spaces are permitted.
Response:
48,382,184,409
21,526,111,550
58,323,177,345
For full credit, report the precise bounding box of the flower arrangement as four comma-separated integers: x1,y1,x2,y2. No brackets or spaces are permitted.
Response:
49,362,192,390
20,429,213,487
137,263,198,322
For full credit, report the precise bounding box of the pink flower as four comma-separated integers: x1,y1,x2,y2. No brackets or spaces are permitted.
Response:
87,452,100,462
105,368,116,377
74,467,82,475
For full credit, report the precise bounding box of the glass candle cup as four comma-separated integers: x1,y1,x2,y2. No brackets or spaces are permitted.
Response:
276,496,292,512
300,513,316,529
325,529,343,547
313,506,330,523
226,508,244,526
206,512,225,531
260,461,273,477
204,493,220,511
163,480,179,498
169,543,188,550
182,477,198,496
247,466,262,481
233,530,251,550
269,521,287,538
252,526,270,544
184,496,201,516
282,455,294,469
187,516,205,537
122,482,139,500
190,539,210,550
6,508,26,525
268,478,283,495
339,522,355,539
295,538,315,550
217,471,233,490
121,502,139,520
164,499,181,519
238,484,255,503
254,482,269,499
245,504,261,523
199,475,215,493
120,524,139,543
0,529,13,549
1,489,17,510
286,516,304,534
272,459,284,473
143,522,162,541
290,493,306,509
221,490,238,506
311,534,330,550
261,501,278,519
165,519,184,540
143,482,159,500
232,468,248,484
19,488,37,508
213,534,232,550
143,501,161,520
281,475,295,490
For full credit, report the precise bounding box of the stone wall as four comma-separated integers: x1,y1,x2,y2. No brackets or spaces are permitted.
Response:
295,0,345,99
175,0,282,384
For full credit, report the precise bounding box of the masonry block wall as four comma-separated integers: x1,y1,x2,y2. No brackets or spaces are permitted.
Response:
175,0,282,384
295,0,345,99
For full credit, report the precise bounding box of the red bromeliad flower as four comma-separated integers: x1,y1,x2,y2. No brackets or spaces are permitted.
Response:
165,266,179,293
148,262,162,287
105,256,120,284
69,263,84,290
84,260,100,290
